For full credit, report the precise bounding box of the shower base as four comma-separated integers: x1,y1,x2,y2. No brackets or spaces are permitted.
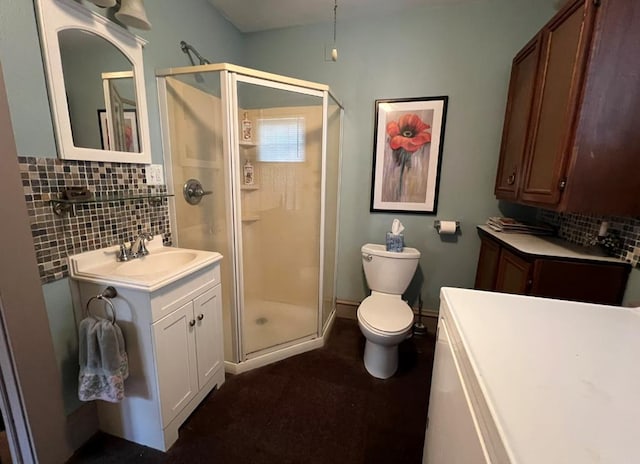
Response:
224,301,335,375
243,298,317,355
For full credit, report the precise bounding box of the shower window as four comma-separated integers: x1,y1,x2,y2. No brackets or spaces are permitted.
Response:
257,117,305,162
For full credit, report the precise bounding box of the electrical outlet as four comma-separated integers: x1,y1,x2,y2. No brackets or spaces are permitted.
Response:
145,164,164,185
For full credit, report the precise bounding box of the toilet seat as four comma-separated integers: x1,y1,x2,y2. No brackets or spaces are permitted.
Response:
358,295,414,336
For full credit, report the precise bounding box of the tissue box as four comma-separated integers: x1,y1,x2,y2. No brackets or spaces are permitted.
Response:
386,232,404,252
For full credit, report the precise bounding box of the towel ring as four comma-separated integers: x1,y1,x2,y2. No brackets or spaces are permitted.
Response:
86,292,117,324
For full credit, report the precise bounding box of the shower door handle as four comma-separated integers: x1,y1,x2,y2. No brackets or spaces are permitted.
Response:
183,178,212,205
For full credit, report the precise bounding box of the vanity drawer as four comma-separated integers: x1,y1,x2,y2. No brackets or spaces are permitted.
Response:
151,264,221,323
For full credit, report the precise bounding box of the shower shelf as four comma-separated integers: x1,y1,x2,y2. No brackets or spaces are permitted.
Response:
242,214,261,222
240,185,260,191
239,141,257,148
50,193,174,216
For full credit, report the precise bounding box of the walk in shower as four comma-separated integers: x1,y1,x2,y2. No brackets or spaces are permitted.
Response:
156,63,343,372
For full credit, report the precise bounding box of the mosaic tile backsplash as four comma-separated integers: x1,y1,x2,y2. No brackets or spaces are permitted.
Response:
539,210,640,267
18,157,172,284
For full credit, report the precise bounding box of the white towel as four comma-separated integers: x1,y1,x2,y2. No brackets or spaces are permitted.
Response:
78,316,129,403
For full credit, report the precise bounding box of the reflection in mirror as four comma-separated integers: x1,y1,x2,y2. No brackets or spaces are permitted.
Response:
58,29,140,152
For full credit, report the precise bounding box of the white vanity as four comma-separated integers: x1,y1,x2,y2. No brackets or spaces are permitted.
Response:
425,287,640,464
70,241,225,451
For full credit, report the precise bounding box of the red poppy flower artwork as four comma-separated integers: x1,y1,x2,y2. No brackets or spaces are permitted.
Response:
386,114,432,153
384,113,432,200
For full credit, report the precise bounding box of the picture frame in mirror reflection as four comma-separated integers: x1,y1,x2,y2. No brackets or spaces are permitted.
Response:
98,109,140,152
370,96,448,214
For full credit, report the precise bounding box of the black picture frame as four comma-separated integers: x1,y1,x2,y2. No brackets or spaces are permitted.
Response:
370,96,448,214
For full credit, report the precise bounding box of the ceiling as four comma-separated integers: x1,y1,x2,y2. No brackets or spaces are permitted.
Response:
207,0,473,33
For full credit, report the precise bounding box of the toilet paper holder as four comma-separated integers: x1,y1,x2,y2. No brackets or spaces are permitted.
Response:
434,220,460,234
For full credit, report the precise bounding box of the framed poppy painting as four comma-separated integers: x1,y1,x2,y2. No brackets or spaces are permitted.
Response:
370,96,448,214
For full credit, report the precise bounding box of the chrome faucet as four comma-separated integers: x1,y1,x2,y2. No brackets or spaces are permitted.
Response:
117,232,154,262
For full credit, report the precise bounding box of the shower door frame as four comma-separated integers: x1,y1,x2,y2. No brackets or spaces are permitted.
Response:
156,63,343,367
229,73,327,362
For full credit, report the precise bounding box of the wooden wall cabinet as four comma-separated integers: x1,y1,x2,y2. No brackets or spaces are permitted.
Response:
474,228,629,305
495,0,640,215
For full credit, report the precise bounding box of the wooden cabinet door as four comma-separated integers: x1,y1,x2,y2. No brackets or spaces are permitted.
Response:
495,36,542,200
520,0,591,206
531,260,628,305
474,236,501,291
495,249,532,295
193,285,223,389
153,301,198,425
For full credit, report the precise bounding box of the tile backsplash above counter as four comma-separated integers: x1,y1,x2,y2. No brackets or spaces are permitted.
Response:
539,210,640,268
18,156,171,283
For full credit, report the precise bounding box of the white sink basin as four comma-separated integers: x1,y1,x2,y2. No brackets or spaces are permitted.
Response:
112,250,199,277
69,241,222,291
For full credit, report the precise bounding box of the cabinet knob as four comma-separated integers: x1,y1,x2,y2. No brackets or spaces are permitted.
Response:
189,319,196,327
507,172,516,185
197,314,204,321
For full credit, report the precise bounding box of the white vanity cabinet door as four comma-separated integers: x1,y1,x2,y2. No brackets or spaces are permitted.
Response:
193,285,223,388
153,300,199,425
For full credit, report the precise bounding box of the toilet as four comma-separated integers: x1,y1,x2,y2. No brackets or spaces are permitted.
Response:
357,243,420,379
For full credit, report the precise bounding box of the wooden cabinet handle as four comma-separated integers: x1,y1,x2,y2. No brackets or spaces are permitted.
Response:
507,171,516,185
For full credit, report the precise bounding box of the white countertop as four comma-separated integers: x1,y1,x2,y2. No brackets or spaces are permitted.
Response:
440,287,640,464
478,225,623,264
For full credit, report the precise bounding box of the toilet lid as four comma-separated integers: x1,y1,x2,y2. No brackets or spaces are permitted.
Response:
358,295,414,334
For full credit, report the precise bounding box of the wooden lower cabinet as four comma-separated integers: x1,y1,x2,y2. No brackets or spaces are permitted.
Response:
475,232,629,305
474,236,501,291
495,249,532,295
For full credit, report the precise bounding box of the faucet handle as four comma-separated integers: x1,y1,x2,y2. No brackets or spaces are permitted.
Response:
138,241,150,256
137,232,153,256
117,243,130,262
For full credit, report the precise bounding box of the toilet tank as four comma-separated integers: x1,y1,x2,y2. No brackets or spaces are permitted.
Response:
361,243,421,295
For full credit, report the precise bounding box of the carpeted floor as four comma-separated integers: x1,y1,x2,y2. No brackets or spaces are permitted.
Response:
67,317,436,464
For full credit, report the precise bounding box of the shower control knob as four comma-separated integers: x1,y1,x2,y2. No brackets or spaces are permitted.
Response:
183,178,212,205
189,320,196,327
197,314,204,321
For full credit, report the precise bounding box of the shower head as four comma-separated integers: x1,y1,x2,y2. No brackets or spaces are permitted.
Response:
180,41,211,66
180,40,210,84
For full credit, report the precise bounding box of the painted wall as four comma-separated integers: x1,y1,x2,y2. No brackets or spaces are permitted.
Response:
242,0,557,309
0,0,243,414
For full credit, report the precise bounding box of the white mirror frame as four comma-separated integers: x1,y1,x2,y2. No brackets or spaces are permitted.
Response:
36,0,152,164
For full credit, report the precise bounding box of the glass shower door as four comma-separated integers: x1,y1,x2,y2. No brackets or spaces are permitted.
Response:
160,72,238,363
234,76,324,357
322,95,342,330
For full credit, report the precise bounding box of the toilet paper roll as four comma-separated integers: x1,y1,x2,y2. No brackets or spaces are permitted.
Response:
439,220,457,235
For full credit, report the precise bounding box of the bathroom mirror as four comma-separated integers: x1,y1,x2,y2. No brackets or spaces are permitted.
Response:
36,0,152,163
